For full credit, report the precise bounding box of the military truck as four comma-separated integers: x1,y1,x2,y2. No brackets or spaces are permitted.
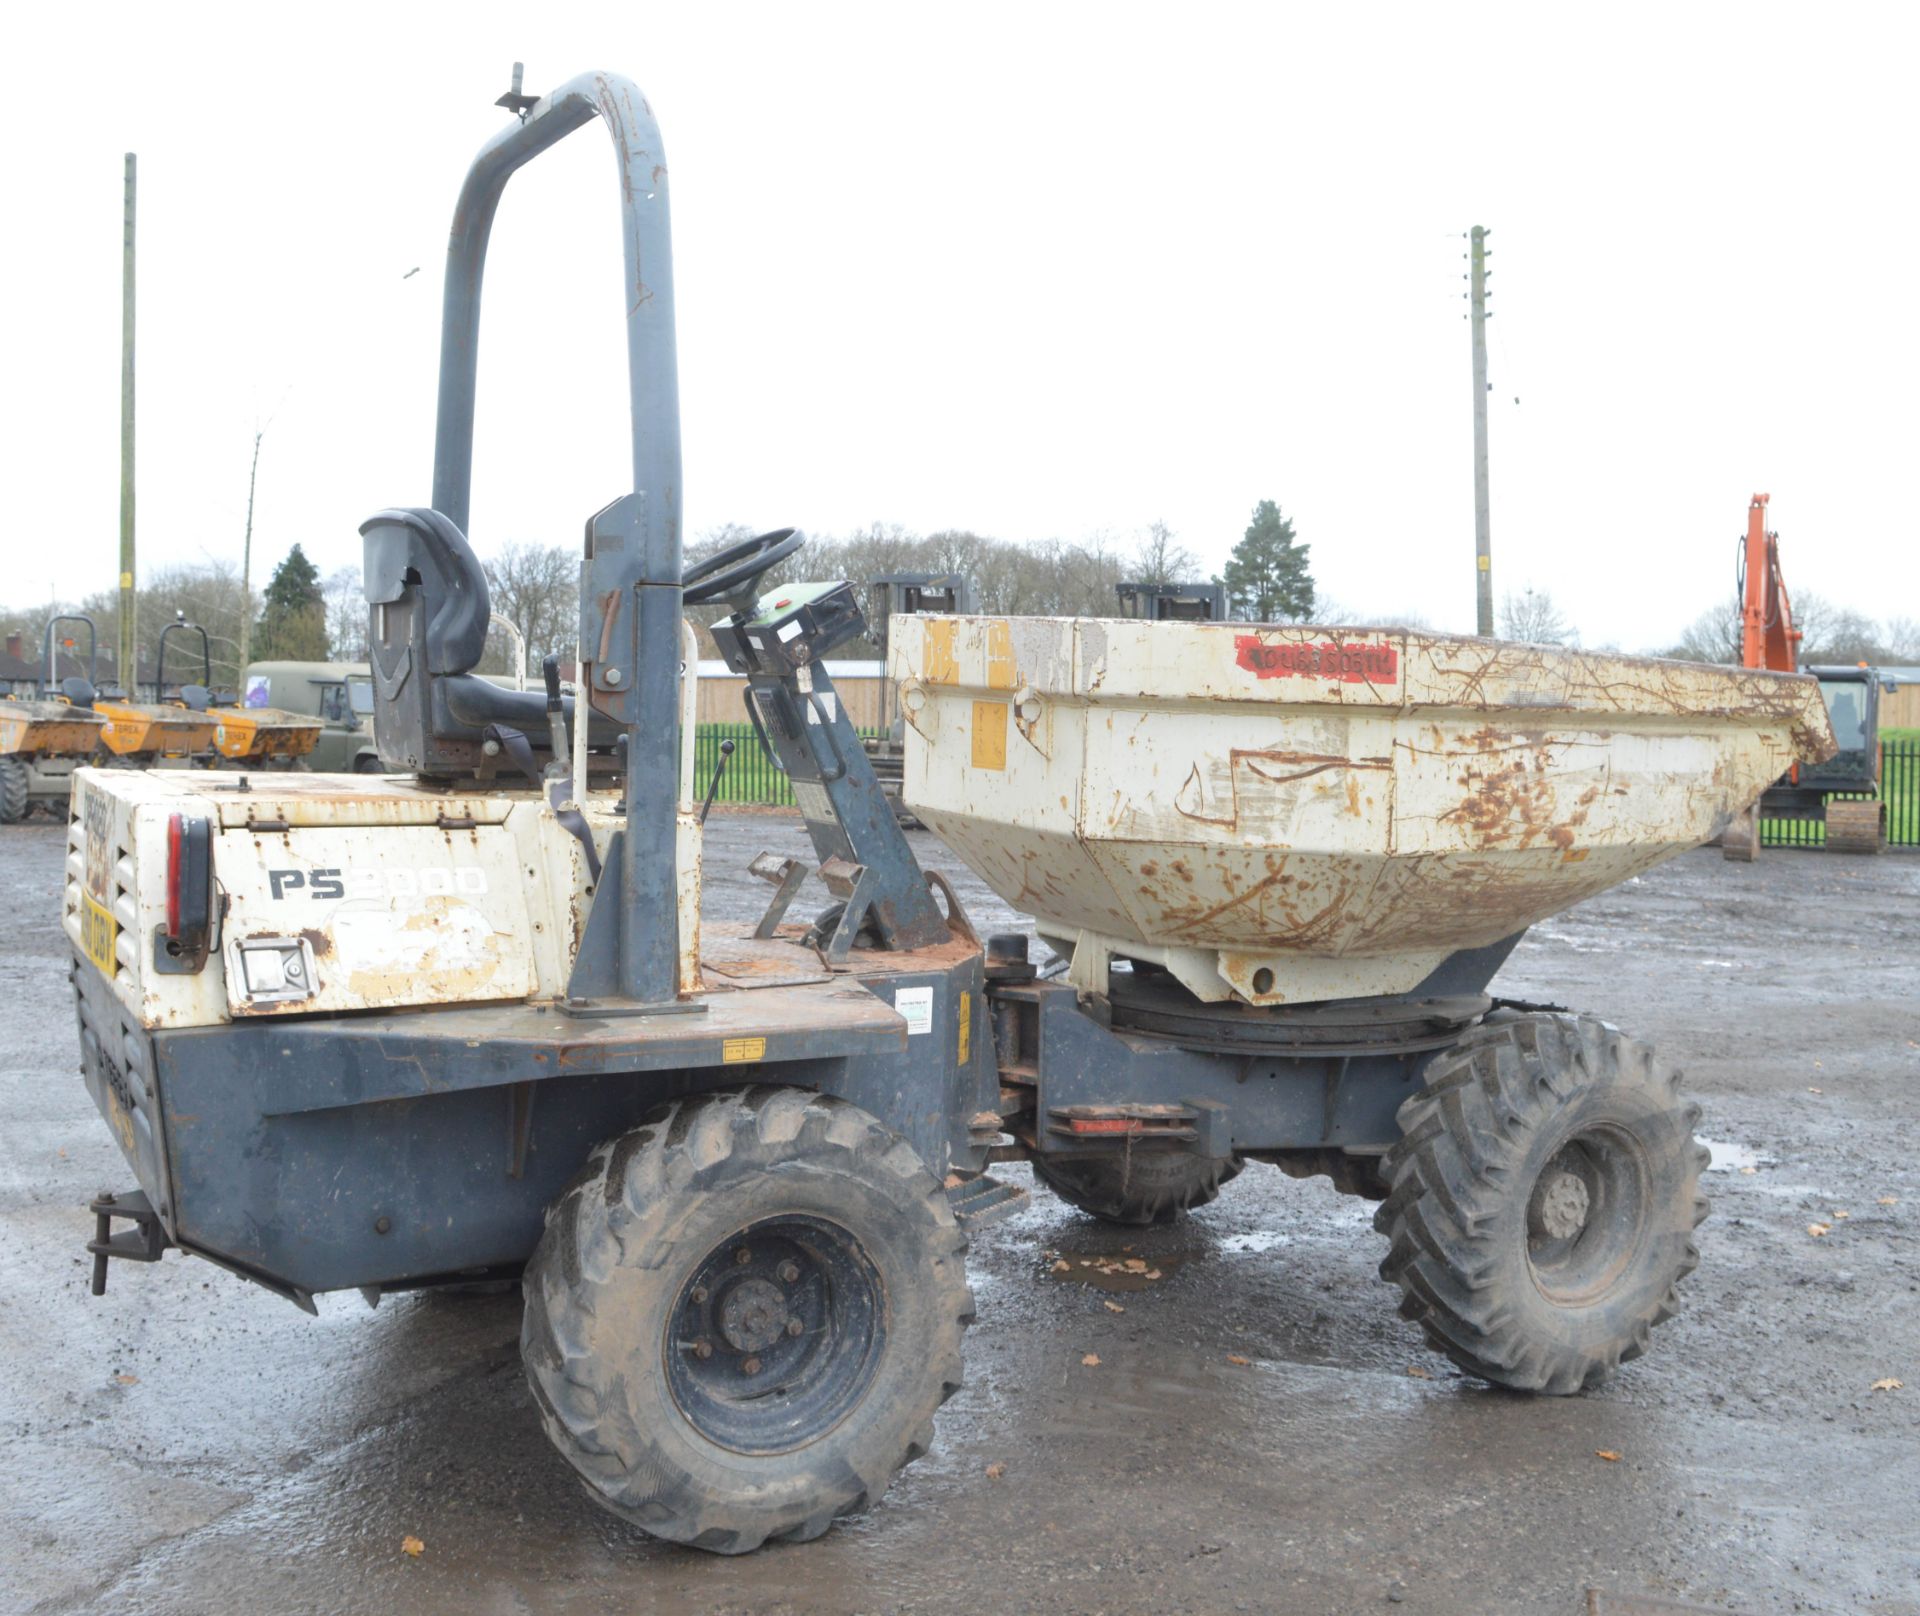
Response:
239,662,384,773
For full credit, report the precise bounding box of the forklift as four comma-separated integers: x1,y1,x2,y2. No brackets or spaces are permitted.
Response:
68,67,1793,1554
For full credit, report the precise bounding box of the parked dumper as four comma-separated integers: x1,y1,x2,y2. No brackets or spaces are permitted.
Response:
145,622,327,770
65,66,1837,1556
0,616,109,822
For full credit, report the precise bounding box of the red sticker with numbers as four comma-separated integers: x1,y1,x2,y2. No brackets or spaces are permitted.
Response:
1234,637,1398,684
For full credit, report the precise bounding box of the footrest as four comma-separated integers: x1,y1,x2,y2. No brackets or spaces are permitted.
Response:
946,1171,1029,1230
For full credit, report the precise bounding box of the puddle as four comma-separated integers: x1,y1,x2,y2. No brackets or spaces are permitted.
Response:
1044,1251,1196,1293
1699,1139,1778,1173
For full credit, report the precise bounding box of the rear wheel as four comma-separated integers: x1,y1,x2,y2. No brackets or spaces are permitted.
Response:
522,1087,972,1553
1034,1150,1241,1225
1374,1012,1706,1394
0,758,29,824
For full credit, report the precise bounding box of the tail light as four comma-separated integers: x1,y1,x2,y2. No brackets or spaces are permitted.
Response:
161,813,214,970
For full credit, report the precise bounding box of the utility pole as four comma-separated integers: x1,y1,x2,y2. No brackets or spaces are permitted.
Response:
118,154,138,690
238,428,264,672
1468,224,1493,637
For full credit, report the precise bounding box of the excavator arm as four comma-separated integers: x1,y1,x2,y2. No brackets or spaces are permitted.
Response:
1739,493,1801,673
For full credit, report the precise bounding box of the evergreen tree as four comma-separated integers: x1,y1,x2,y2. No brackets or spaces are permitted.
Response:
252,544,328,662
1223,500,1314,622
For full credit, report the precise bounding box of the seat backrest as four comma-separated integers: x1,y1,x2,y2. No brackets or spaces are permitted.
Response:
59,676,97,707
359,507,507,778
361,508,491,675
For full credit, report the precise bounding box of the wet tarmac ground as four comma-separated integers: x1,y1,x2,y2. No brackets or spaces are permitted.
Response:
2,812,1916,1615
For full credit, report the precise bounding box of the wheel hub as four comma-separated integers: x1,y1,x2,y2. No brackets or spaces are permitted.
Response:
717,1277,788,1354
1524,1130,1653,1306
665,1215,885,1456
1533,1169,1591,1240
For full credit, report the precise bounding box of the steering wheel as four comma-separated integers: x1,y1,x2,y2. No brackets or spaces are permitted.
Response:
681,527,805,607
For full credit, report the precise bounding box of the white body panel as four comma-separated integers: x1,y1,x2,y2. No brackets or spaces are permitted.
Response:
64,769,702,1031
889,617,1835,1005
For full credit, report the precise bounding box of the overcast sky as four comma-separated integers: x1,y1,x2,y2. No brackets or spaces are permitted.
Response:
7,2,1916,651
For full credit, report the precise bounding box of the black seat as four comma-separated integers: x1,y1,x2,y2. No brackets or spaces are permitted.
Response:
360,508,617,777
59,676,97,707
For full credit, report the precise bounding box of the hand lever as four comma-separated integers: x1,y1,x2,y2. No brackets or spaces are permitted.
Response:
700,739,735,824
542,655,569,764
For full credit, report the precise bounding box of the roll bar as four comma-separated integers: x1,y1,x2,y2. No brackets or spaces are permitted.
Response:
431,68,686,1009
432,68,681,589
41,615,99,696
153,620,213,701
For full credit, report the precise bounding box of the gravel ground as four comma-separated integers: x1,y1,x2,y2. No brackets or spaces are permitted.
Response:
1,811,1916,1616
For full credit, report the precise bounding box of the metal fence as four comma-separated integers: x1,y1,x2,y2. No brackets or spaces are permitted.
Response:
692,722,884,809
1760,738,1919,849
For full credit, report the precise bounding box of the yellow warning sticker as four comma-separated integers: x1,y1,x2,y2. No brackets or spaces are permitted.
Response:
81,892,118,977
970,700,1008,770
957,990,972,1065
722,1036,767,1064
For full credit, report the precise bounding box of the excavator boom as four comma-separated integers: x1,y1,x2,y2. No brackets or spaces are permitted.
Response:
1739,492,1801,672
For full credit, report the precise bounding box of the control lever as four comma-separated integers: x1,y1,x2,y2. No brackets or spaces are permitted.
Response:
700,740,735,824
542,655,568,764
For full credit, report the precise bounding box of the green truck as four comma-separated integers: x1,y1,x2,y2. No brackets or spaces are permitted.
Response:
239,662,385,773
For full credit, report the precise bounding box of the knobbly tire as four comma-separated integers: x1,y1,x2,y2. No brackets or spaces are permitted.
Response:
0,758,29,824
1034,1149,1242,1226
521,1087,973,1553
1374,1012,1707,1394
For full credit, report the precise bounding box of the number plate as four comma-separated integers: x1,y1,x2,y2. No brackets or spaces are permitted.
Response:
81,892,119,977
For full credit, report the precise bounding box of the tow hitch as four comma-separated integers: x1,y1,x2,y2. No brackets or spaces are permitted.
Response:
87,1188,171,1295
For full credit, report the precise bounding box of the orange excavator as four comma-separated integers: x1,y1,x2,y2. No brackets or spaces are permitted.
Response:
1722,494,1886,859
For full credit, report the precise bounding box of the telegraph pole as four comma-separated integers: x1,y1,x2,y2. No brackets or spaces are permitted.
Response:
238,428,263,672
118,154,138,689
1468,224,1493,637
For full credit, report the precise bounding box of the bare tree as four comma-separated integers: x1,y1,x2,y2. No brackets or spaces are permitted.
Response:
1499,585,1577,646
323,566,367,663
1126,520,1199,590
1883,616,1920,661
1666,603,1740,664
1802,607,1894,666
481,541,579,675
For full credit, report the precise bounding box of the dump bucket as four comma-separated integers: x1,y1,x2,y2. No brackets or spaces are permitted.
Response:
889,618,1835,1006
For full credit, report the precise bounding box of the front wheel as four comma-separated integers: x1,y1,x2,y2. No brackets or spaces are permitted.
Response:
522,1088,973,1553
1374,1012,1707,1394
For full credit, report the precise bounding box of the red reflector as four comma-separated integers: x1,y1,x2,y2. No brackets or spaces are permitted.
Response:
1069,1118,1142,1135
167,812,183,936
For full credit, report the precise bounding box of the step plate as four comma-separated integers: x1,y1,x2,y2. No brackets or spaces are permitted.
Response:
946,1172,1029,1230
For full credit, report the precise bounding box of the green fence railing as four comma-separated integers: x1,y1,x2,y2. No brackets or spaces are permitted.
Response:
1759,738,1918,849
692,722,885,809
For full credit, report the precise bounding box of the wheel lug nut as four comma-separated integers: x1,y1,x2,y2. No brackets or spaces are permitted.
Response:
690,1286,709,1305
777,1261,800,1283
785,1317,804,1337
734,1247,752,1266
692,1339,713,1360
742,1356,762,1376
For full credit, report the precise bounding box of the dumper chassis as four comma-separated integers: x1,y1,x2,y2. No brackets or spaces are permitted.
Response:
66,68,1825,1553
